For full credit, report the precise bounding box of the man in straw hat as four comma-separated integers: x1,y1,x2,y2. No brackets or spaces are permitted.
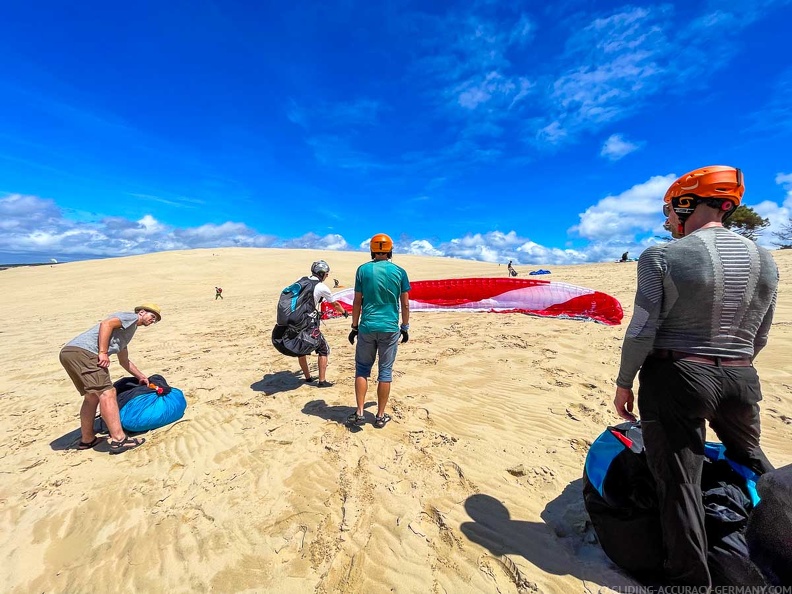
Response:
59,304,162,454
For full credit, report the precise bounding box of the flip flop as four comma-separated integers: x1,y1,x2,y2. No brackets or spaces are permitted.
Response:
109,436,146,455
76,436,103,450
374,414,391,429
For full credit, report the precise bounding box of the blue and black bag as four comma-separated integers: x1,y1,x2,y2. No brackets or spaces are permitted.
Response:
272,276,322,357
109,374,187,433
583,421,767,586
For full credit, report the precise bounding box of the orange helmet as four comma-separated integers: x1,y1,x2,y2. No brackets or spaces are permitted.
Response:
369,233,393,253
664,165,744,207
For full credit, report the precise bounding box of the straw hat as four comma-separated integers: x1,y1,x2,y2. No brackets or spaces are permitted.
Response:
134,303,162,321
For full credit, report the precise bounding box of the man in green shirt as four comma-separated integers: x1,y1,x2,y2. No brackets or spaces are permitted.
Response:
347,233,411,428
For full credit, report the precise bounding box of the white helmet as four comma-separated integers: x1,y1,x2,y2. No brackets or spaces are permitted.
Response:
311,260,330,277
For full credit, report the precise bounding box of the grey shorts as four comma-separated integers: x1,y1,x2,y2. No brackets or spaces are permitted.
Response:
355,332,401,382
60,346,113,395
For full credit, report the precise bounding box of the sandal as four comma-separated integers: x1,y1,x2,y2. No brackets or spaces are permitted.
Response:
374,414,391,429
304,377,316,383
76,436,103,450
109,436,146,455
346,412,365,426
316,380,333,388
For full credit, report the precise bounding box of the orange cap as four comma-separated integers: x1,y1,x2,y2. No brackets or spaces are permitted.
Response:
664,166,744,207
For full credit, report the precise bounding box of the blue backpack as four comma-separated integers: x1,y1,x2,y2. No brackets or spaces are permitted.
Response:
276,276,320,327
272,276,323,357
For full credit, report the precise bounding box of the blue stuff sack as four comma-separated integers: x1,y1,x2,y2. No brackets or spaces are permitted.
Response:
119,387,187,432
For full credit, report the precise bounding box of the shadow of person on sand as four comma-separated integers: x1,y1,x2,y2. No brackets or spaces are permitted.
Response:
460,480,638,589
301,399,377,433
50,417,149,452
250,370,308,396
50,417,112,452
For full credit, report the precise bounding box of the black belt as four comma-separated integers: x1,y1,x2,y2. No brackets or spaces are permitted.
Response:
651,349,752,367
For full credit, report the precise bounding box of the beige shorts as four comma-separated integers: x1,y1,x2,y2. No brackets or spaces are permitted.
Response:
60,346,113,395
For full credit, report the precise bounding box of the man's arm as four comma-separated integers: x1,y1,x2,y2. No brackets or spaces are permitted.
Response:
317,283,348,318
400,292,410,327
117,348,148,385
97,317,123,368
613,248,666,420
753,290,776,358
352,292,363,327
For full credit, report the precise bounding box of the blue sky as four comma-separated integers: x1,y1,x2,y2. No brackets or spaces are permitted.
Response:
1,0,791,265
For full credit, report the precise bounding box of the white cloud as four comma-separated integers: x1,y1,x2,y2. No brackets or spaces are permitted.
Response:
401,231,592,266
777,172,792,188
753,172,792,248
572,174,676,240
600,133,641,160
0,194,287,259
411,9,538,136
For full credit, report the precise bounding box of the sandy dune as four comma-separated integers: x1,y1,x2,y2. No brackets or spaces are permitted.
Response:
1,247,790,593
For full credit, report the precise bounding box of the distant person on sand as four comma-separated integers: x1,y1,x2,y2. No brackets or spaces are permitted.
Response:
59,304,162,454
215,286,223,299
507,260,517,277
614,166,778,587
620,251,629,262
347,233,410,428
298,260,348,387
333,278,340,288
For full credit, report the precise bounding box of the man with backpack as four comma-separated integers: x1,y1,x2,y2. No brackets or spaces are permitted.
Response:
613,166,778,587
347,233,410,428
273,260,347,387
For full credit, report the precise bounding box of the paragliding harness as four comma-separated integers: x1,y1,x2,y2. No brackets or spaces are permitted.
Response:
583,421,768,586
97,374,186,433
272,276,324,357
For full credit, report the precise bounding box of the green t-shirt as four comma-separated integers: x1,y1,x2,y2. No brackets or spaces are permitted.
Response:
354,260,411,333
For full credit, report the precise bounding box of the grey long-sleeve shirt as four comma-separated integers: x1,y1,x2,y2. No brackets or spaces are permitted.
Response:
616,226,778,389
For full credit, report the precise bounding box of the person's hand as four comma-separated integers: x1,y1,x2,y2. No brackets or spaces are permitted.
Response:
348,327,358,345
342,310,349,318
614,386,637,422
98,352,110,368
138,376,149,386
400,324,409,343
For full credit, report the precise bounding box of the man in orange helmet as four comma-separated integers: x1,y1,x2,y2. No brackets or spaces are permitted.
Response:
347,233,411,428
613,166,778,587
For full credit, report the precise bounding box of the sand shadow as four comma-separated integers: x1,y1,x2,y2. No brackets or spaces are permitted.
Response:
460,480,637,589
301,399,378,433
250,370,307,395
50,417,149,452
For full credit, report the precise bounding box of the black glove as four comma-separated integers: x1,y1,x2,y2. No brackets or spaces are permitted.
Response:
342,310,349,318
400,329,409,343
348,327,358,344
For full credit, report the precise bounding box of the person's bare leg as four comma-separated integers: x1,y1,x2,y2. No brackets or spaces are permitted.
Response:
80,392,101,443
354,376,368,415
97,388,125,442
298,356,311,380
318,355,328,382
376,381,391,417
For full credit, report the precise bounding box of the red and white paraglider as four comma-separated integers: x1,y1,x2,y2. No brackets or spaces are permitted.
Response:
323,277,623,325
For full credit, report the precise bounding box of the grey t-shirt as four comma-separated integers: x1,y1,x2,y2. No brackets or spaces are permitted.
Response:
616,226,778,389
65,312,139,355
